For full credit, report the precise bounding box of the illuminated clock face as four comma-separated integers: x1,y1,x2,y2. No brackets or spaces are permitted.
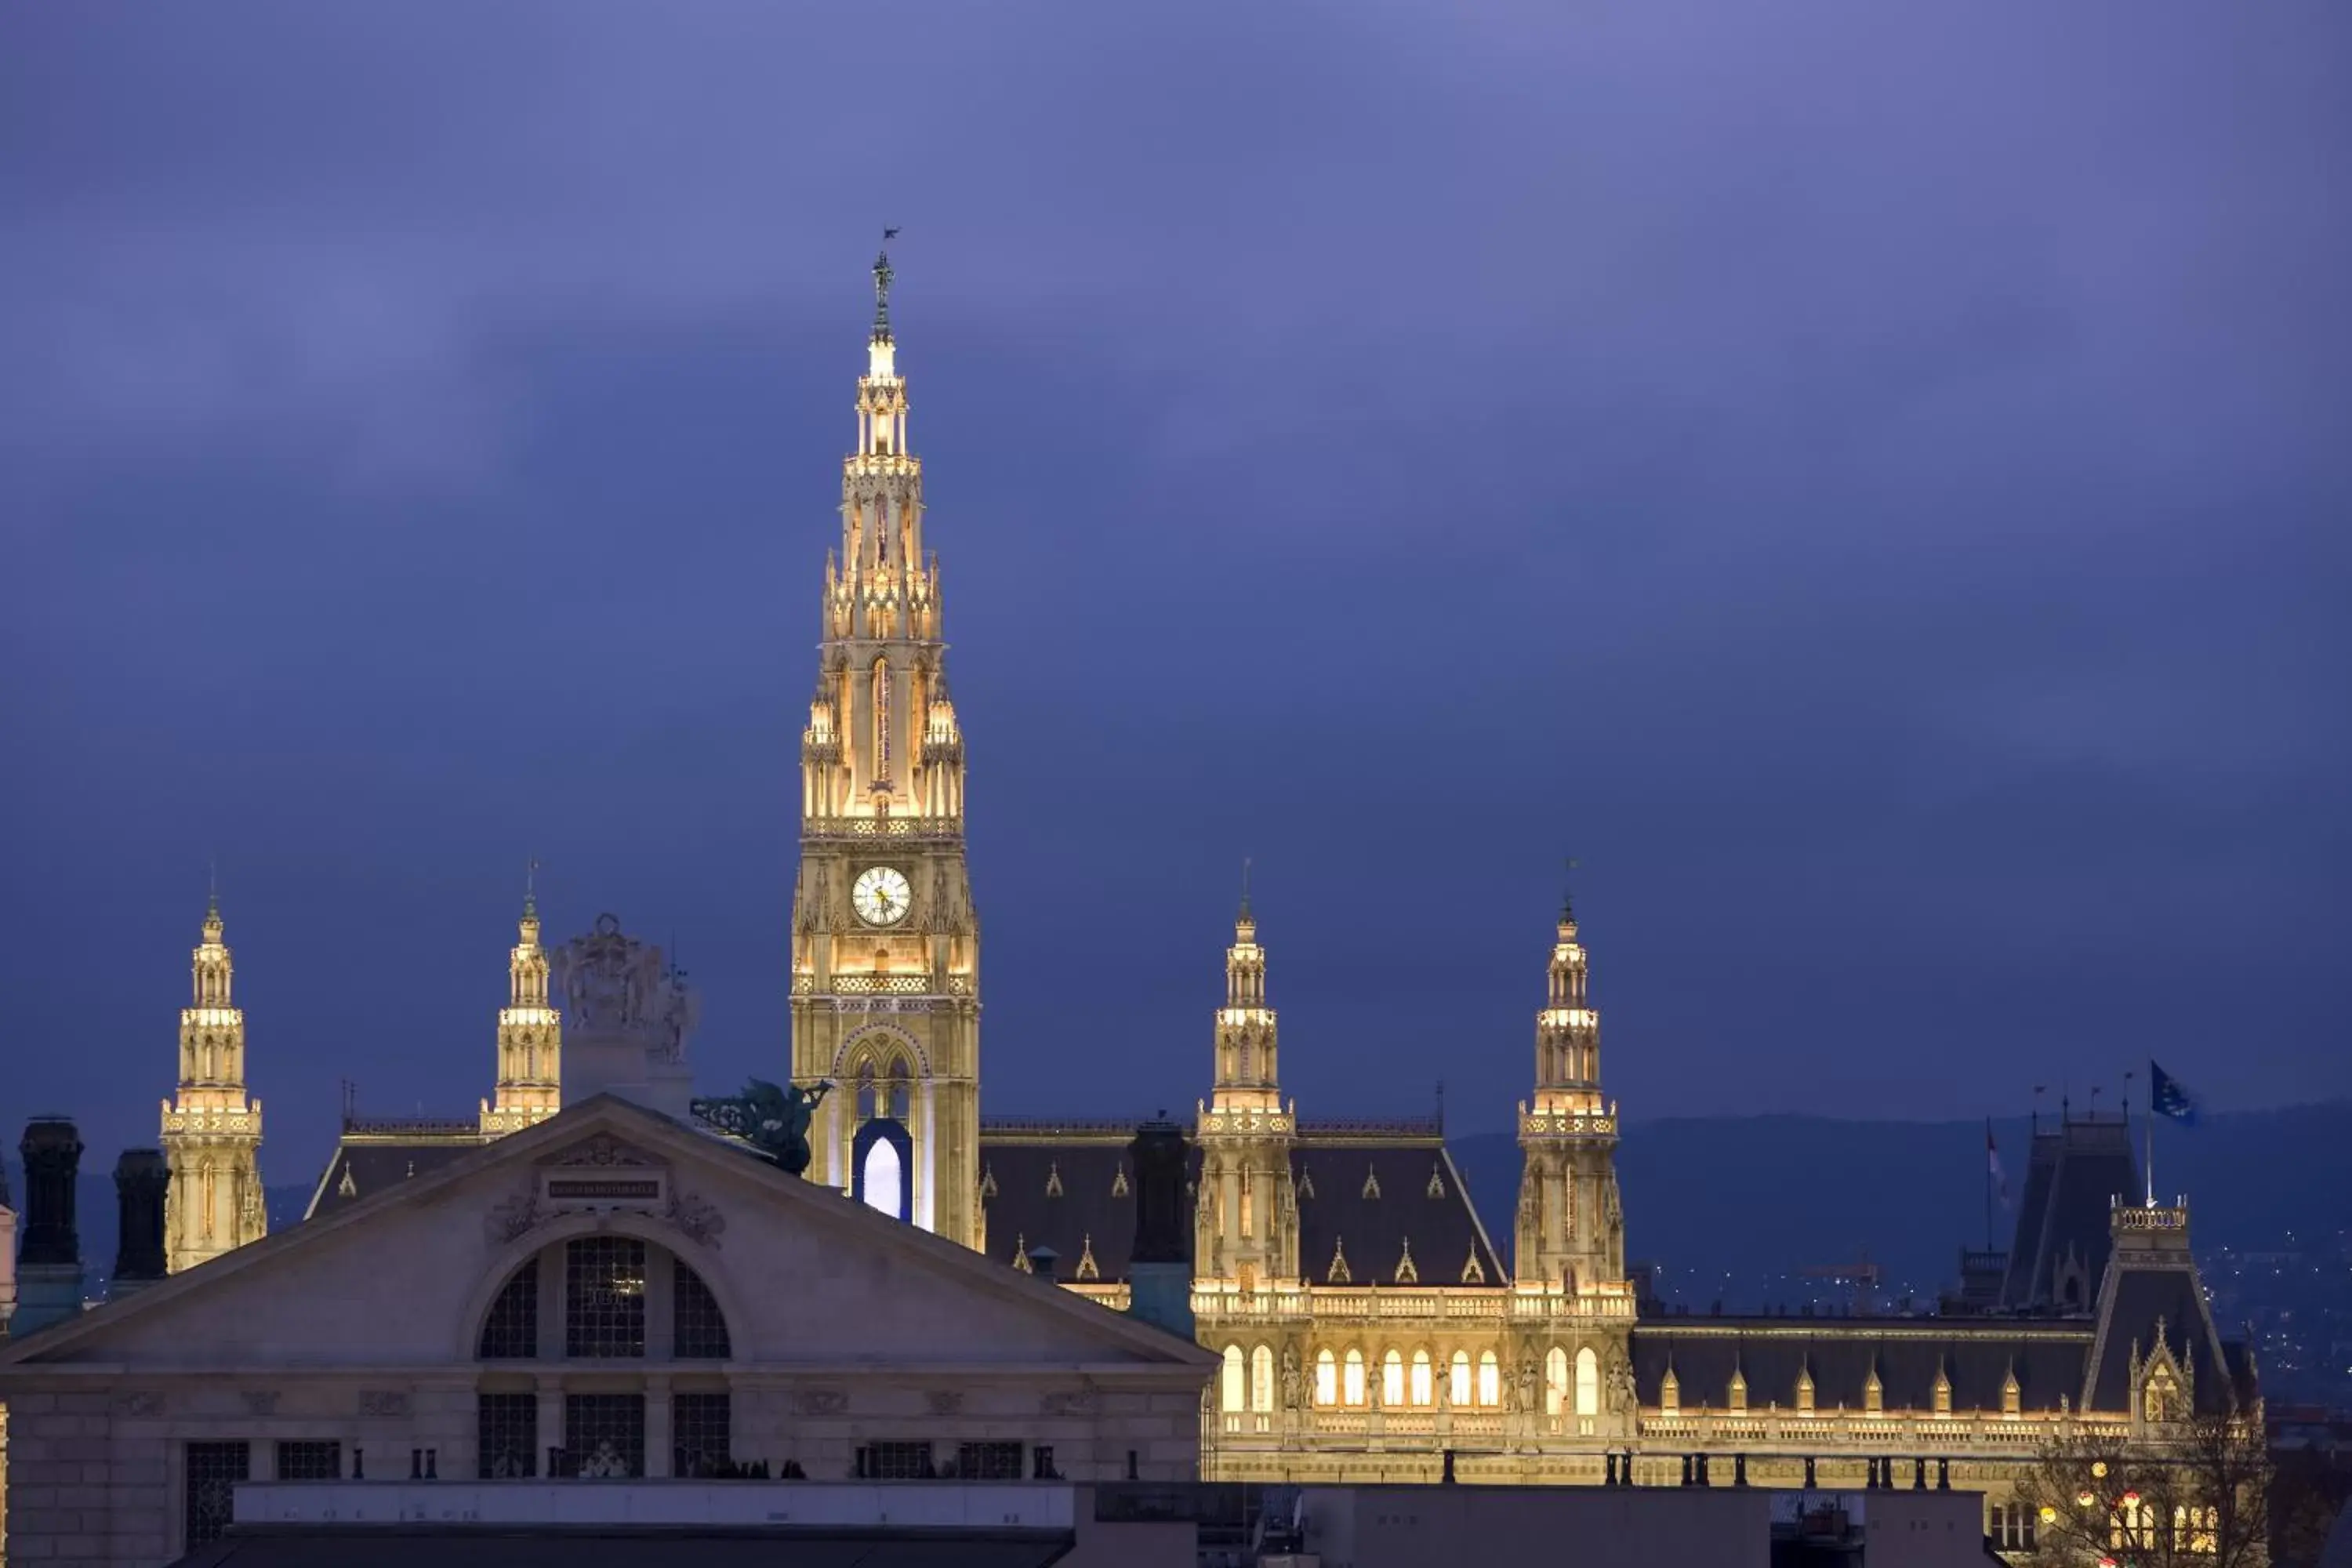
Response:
851,866,912,927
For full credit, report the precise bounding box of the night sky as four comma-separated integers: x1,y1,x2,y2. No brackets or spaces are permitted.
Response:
5,4,2347,1183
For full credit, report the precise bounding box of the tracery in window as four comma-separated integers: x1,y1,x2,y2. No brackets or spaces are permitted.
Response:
888,1059,911,1120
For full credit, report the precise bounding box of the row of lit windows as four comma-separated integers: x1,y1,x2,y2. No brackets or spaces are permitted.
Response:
1221,1344,1606,1415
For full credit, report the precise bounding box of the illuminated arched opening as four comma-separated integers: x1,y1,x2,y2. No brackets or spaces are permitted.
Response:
1450,1350,1472,1407
1410,1348,1434,1406
1575,1346,1600,1417
1476,1350,1501,1408
1221,1345,1246,1413
1381,1349,1405,1408
1545,1346,1569,1416
1343,1348,1367,1406
1315,1349,1338,1406
1250,1345,1275,1413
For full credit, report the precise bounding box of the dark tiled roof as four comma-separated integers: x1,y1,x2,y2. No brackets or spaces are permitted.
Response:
2002,1118,2138,1312
975,1134,1160,1283
1632,1321,2092,1414
303,1127,485,1221
2085,1261,2240,1416
1293,1139,1504,1289
974,1129,1505,1289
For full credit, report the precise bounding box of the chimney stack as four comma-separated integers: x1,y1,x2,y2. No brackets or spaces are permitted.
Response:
16,1117,87,1334
111,1149,171,1300
1123,1118,1194,1341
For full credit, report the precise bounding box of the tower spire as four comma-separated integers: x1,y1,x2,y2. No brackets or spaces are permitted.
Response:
484,881,562,1136
1239,855,1254,924
162,885,267,1272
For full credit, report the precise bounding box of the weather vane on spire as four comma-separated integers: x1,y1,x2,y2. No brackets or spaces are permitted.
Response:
1562,855,1580,921
873,227,901,336
524,857,541,919
1240,855,1254,921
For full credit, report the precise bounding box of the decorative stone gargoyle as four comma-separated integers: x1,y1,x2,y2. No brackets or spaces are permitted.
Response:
691,1077,833,1175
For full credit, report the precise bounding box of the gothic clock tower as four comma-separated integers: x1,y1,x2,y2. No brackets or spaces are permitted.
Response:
789,243,980,1247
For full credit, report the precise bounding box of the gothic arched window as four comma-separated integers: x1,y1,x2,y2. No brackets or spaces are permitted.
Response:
1315,1349,1338,1407
1382,1349,1405,1408
1477,1350,1501,1408
888,1059,911,1121
856,1062,877,1124
1221,1345,1246,1414
1545,1346,1569,1416
1575,1346,1600,1417
1342,1348,1367,1407
1450,1350,1473,1407
871,657,892,782
1251,1345,1275,1414
1410,1348,1434,1406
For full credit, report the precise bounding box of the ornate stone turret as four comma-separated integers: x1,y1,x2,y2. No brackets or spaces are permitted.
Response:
15,1118,85,1334
1195,869,1299,1290
482,868,563,1135
161,891,266,1274
1514,884,1624,1293
109,1150,170,1300
791,238,982,1247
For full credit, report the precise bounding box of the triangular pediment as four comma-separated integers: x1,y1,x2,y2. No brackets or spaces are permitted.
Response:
0,1097,1212,1374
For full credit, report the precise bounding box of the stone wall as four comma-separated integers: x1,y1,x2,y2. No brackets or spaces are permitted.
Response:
0,1370,1199,1567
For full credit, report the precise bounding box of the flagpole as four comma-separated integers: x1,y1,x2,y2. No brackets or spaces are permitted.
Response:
1984,1117,1994,1251
2146,1081,2156,1207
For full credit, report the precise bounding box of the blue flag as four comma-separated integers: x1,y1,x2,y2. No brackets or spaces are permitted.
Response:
2150,1061,2200,1126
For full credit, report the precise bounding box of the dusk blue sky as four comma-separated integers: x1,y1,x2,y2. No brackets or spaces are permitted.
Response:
5,3,2347,1181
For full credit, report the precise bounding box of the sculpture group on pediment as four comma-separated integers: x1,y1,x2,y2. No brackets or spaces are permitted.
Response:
550,915,673,1040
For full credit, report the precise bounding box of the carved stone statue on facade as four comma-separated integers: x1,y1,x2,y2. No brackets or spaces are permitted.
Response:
1515,1350,1539,1414
1280,1345,1301,1410
1606,1347,1636,1415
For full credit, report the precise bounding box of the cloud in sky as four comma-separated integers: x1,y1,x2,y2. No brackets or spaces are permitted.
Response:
2,0,2347,1175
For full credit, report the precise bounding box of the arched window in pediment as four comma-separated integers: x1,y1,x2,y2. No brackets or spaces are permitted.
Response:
472,1235,735,1367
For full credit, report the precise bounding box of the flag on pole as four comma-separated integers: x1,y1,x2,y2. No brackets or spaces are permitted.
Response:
1986,1119,2009,1208
2149,1061,2200,1127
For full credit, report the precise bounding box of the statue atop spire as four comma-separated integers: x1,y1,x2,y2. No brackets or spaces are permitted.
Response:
873,226,900,340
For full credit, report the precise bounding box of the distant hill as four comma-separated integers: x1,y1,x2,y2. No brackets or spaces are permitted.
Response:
13,1102,2345,1304
1446,1102,2352,1307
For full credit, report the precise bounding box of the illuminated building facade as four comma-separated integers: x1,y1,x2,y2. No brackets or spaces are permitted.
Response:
89,252,2255,1563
